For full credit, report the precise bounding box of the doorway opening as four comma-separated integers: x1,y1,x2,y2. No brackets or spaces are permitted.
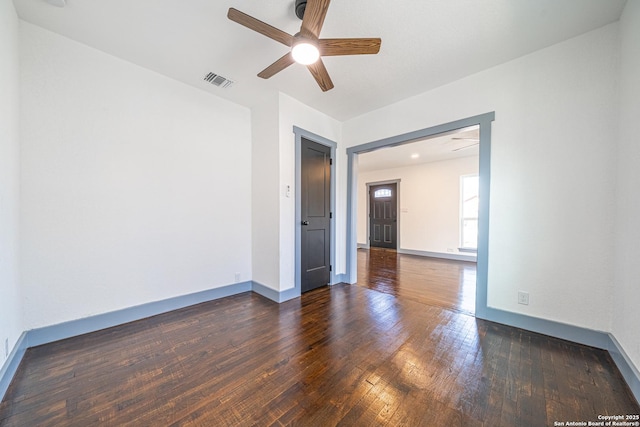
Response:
345,112,495,319
356,127,479,314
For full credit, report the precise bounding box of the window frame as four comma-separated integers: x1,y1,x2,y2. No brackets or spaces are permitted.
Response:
460,174,479,252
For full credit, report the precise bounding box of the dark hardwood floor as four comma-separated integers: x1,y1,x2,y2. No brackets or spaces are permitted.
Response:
1,286,638,425
358,248,476,314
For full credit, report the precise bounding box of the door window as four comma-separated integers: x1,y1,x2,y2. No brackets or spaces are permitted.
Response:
374,188,392,198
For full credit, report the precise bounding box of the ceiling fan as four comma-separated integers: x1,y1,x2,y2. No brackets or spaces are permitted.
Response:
227,0,381,92
451,137,479,152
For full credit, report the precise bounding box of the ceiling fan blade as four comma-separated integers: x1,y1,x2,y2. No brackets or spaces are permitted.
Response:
301,0,331,39
452,142,479,152
227,8,293,47
319,38,381,56
258,52,295,79
307,58,334,92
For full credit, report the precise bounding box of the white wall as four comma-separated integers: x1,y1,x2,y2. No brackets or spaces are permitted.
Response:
343,23,619,332
357,156,478,256
0,0,22,364
251,95,281,290
19,23,252,330
613,0,640,373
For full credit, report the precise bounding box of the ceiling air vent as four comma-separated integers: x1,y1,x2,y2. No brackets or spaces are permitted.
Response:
203,72,234,89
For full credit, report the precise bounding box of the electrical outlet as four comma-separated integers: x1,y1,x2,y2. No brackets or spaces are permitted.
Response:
518,291,529,305
235,273,241,283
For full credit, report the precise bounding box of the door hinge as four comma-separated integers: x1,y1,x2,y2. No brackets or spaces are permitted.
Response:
330,265,332,272
329,212,333,219
330,158,333,165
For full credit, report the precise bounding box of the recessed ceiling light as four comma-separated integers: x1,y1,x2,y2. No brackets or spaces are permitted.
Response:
411,153,420,159
45,0,66,7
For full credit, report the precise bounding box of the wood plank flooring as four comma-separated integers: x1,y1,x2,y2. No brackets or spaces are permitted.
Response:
1,283,638,426
358,248,476,314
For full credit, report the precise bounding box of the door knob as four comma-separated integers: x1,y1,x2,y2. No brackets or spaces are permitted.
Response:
302,220,309,225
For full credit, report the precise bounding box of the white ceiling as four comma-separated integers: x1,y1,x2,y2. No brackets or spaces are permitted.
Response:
13,0,627,121
358,126,479,172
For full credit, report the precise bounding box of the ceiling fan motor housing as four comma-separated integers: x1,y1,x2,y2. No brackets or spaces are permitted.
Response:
295,0,307,20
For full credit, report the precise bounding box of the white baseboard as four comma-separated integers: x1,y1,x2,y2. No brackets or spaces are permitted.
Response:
398,248,477,262
358,245,477,262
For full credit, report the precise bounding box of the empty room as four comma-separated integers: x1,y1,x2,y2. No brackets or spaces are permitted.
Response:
1,0,639,425
356,129,480,315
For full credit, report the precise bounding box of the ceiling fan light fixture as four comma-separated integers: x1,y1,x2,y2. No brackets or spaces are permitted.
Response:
291,41,320,65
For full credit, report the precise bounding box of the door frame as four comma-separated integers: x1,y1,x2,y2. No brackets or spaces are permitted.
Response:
365,179,401,250
294,126,338,295
346,112,495,319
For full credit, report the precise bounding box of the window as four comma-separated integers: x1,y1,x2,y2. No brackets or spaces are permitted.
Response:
374,188,392,198
460,175,479,250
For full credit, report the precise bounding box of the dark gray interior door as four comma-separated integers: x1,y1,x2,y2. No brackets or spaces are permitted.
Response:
301,138,331,293
369,183,397,249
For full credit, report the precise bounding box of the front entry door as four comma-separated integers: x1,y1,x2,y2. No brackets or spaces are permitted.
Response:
301,138,331,293
369,183,398,249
